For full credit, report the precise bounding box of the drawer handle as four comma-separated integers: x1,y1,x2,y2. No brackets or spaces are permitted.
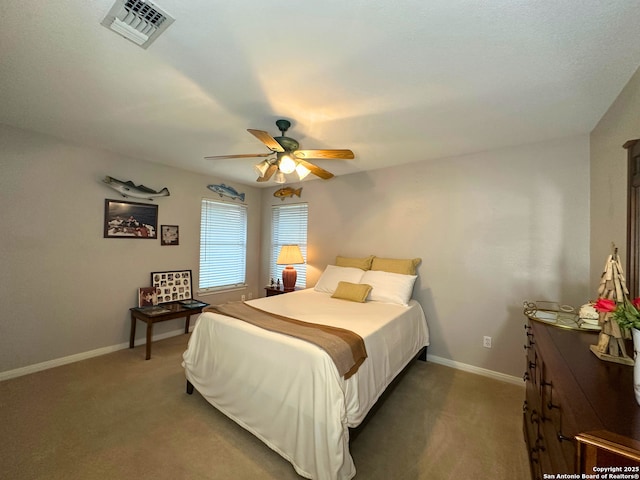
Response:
523,400,528,412
530,411,539,424
547,401,560,410
541,380,552,387
524,324,531,331
523,372,530,381
529,361,537,369
524,344,531,350
557,431,571,442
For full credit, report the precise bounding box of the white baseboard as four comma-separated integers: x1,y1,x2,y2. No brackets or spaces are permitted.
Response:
1,331,522,386
0,327,191,382
426,353,524,387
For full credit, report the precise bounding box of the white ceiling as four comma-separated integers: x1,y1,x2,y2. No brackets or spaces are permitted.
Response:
2,0,640,187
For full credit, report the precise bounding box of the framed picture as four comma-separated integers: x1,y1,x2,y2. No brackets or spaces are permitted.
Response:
104,199,158,239
138,287,160,307
161,225,179,246
151,269,192,303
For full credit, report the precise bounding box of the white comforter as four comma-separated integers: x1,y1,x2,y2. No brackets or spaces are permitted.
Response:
182,289,429,480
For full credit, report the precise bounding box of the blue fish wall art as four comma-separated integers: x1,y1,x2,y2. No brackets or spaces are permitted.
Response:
207,183,246,202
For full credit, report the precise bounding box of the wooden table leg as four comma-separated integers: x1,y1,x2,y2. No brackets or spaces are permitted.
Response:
145,320,153,360
184,314,192,334
129,313,136,349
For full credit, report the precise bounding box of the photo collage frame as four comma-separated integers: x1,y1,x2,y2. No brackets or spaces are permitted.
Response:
151,270,193,304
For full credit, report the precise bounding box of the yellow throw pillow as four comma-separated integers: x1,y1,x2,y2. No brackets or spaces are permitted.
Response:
371,257,422,275
331,281,372,303
335,255,374,270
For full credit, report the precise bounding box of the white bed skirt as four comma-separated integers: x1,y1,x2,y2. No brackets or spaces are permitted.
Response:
182,289,429,479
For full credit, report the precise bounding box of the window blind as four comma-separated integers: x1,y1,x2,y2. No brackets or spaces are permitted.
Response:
199,199,247,292
271,203,308,287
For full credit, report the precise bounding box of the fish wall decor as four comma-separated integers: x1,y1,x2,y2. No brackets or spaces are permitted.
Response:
274,187,302,201
207,183,245,202
102,176,170,200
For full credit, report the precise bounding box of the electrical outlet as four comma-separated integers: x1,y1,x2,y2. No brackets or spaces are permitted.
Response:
483,336,492,348
248,292,253,299
241,294,246,301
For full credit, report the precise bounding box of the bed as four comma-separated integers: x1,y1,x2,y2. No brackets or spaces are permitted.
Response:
182,262,429,480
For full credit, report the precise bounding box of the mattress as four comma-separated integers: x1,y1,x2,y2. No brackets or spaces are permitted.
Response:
182,288,429,480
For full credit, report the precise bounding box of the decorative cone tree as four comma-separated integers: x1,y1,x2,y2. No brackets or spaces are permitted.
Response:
590,245,634,365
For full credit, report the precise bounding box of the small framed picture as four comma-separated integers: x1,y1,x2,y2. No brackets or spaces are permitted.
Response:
151,269,192,303
104,199,158,239
161,225,179,245
138,287,160,307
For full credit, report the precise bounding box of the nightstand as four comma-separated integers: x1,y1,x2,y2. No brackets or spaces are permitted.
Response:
265,286,286,297
265,286,302,297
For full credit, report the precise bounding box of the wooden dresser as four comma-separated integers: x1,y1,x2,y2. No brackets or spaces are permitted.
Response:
523,319,640,479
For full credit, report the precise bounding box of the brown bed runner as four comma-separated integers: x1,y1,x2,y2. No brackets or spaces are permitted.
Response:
204,302,367,379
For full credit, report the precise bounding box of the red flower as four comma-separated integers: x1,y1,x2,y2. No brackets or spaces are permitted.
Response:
633,298,640,310
594,298,617,313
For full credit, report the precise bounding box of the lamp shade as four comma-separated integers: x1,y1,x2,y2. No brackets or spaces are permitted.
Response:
296,163,311,180
277,245,304,265
254,160,270,177
274,171,286,184
278,155,297,174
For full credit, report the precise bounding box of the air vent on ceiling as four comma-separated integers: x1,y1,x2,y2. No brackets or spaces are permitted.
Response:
101,0,174,49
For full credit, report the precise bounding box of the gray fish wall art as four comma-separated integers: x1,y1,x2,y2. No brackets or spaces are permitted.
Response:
102,176,170,200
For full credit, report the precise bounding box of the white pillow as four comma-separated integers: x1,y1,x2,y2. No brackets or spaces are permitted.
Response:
314,265,366,294
361,270,417,306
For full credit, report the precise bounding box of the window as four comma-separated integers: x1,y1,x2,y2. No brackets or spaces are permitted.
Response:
199,199,247,292
271,203,308,287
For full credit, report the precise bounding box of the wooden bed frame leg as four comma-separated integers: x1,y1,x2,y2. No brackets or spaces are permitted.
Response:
186,380,194,395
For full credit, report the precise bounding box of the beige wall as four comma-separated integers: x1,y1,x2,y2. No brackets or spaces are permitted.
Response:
261,136,591,377
590,65,640,293
0,125,596,379
0,124,262,374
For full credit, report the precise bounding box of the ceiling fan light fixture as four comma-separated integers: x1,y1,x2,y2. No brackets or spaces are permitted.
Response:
204,119,354,183
296,163,311,180
254,159,270,177
278,155,296,174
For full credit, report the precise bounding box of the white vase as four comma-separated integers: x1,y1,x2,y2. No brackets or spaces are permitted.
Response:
633,328,640,406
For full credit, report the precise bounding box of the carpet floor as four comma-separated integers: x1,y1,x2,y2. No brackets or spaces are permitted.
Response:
0,334,529,479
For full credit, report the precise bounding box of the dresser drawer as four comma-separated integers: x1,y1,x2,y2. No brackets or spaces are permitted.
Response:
536,353,575,473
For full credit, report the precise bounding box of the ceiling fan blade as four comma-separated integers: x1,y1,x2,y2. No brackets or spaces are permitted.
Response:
294,149,354,160
257,164,278,182
247,129,285,153
204,153,272,160
297,159,334,180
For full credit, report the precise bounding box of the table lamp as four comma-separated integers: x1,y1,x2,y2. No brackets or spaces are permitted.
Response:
276,245,304,291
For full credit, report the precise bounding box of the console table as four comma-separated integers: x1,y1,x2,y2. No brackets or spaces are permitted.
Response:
129,301,208,359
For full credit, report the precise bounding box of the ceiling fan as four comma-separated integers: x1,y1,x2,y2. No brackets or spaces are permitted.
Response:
205,119,355,183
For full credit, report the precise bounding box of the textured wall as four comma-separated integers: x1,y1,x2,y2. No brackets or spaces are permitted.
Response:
0,125,261,374
0,123,593,379
262,136,591,377
590,65,640,294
